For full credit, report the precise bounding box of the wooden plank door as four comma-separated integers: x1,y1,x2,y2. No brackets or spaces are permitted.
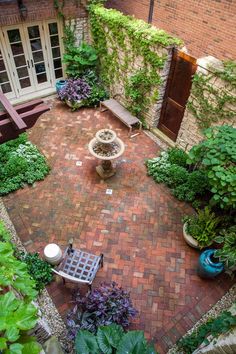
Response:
158,49,197,141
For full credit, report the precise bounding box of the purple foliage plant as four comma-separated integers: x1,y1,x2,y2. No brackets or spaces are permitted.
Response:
67,282,138,340
58,78,91,103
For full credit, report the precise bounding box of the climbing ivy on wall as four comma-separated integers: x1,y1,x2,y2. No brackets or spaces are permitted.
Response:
89,4,183,125
187,61,236,129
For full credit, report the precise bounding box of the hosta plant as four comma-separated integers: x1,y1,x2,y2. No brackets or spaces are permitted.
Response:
63,42,98,78
0,241,37,299
67,282,138,338
214,226,236,277
183,207,221,248
0,134,50,196
0,291,41,354
75,324,157,354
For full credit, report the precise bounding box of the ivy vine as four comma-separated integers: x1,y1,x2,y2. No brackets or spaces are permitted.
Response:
187,61,236,129
89,4,182,124
53,0,65,18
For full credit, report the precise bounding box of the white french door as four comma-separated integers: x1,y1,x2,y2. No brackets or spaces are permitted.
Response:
0,20,64,102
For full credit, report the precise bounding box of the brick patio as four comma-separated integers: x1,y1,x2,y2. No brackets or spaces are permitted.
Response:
3,98,233,353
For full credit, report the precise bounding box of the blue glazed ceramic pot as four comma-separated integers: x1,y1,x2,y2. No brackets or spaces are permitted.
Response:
197,249,224,278
56,79,67,93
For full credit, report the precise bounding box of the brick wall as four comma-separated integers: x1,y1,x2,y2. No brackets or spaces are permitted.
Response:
0,0,87,26
106,0,236,60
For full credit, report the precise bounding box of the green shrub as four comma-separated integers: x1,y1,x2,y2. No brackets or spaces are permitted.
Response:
22,253,53,292
168,147,188,167
177,309,236,354
164,165,189,188
214,226,236,277
173,170,209,202
75,324,157,354
183,207,221,248
63,42,98,78
0,221,11,242
0,222,40,353
0,134,50,196
188,125,236,209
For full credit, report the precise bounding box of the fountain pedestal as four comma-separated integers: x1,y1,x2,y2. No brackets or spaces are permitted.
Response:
96,160,115,179
88,129,125,179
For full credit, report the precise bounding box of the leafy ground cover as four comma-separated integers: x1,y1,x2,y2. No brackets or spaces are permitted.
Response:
0,133,50,196
146,125,236,271
0,220,41,353
177,307,236,354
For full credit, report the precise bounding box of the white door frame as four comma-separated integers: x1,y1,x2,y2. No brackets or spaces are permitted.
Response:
0,19,64,103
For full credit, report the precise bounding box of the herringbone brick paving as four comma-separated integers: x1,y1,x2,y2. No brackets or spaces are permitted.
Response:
3,99,233,353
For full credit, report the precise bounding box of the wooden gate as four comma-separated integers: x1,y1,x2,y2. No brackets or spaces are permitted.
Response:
158,49,197,141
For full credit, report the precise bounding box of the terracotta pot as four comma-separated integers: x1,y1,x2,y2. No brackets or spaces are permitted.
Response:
183,222,200,249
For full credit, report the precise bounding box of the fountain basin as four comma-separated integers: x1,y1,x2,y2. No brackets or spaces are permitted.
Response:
88,129,125,179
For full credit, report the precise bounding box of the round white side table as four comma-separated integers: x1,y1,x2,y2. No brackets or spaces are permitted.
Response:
44,243,63,265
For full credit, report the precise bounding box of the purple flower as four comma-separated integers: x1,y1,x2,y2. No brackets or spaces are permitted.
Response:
58,78,91,102
67,282,138,339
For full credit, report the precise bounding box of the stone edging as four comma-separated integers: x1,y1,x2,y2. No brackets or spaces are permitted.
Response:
168,283,236,353
0,198,70,352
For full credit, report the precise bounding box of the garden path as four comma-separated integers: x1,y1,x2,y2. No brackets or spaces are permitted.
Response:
3,99,233,353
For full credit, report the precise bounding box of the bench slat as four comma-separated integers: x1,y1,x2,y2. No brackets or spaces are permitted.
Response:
102,99,139,125
0,92,27,130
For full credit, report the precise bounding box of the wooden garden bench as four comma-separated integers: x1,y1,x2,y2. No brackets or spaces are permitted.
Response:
0,93,50,143
100,98,142,135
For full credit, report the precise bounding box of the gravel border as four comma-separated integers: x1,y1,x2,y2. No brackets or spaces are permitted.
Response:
0,198,71,352
168,283,236,353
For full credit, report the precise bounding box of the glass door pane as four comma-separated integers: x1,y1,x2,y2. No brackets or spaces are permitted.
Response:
0,47,16,99
6,28,34,93
26,24,51,89
48,22,63,79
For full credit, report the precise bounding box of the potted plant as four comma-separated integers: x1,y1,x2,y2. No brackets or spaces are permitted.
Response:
183,206,220,249
214,226,236,277
197,249,224,278
56,79,67,93
58,78,91,111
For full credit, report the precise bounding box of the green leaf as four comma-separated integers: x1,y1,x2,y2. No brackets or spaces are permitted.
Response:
0,292,20,313
214,236,224,244
117,331,147,354
97,324,124,353
75,330,100,354
0,337,7,350
6,343,23,354
13,302,38,330
6,327,20,342
22,342,41,354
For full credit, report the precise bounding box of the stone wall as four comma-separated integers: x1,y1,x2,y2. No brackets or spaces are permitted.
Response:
105,41,174,128
176,57,236,151
65,17,90,46
89,6,183,128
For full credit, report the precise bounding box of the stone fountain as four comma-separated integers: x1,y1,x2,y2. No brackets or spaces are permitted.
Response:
88,129,125,179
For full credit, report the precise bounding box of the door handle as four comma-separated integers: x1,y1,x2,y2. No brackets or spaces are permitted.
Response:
27,60,30,69
31,59,34,68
